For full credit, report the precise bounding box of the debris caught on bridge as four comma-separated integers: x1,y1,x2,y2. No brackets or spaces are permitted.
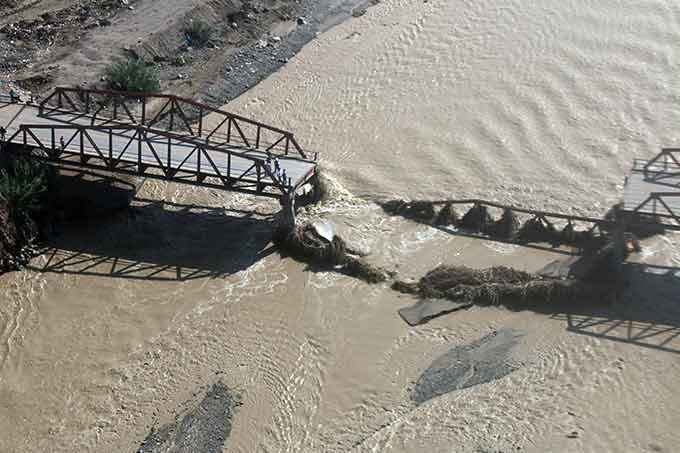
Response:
274,221,389,283
392,239,627,325
380,198,665,251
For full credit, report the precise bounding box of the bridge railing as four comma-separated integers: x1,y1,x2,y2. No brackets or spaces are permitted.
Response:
630,192,680,224
4,122,296,198
38,87,315,161
642,148,680,177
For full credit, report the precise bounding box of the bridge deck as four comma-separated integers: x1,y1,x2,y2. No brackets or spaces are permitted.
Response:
0,101,316,196
623,158,680,218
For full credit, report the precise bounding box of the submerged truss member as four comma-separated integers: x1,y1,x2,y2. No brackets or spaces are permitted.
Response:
0,126,6,142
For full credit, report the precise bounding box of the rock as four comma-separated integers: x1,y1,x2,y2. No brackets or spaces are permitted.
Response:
120,0,129,5
256,39,268,48
176,73,184,80
271,36,281,43
137,383,237,453
230,22,238,29
297,16,307,25
411,329,524,404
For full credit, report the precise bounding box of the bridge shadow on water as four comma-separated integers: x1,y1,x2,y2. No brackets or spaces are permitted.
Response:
27,198,278,281
545,262,680,355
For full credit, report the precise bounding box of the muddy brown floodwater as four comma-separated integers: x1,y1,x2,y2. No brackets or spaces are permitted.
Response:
3,0,680,452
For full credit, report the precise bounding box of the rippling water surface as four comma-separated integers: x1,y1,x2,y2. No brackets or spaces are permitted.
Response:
2,0,680,451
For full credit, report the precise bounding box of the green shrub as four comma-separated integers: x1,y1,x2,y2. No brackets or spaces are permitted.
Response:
184,19,214,46
105,58,161,93
0,158,49,244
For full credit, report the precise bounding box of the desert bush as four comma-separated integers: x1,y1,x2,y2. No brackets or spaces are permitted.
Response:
105,58,160,93
184,19,214,47
0,158,49,245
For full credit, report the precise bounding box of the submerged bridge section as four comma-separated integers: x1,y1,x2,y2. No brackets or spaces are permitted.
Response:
0,88,318,200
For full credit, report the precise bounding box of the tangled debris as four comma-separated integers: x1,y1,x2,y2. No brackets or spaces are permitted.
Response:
393,241,621,317
381,199,437,223
274,223,389,283
380,199,662,251
433,201,458,226
460,203,493,232
516,215,561,246
393,264,611,311
393,265,534,298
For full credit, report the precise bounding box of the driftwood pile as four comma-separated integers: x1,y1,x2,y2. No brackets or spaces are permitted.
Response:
393,239,623,314
273,223,388,283
393,265,613,310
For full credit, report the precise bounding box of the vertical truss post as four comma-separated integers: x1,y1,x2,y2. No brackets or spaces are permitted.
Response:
227,118,232,143
198,107,203,137
256,126,261,149
108,128,113,163
80,129,85,165
167,136,171,173
197,146,202,174
169,100,175,131
85,92,90,114
137,128,143,173
256,164,261,192
141,97,147,126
